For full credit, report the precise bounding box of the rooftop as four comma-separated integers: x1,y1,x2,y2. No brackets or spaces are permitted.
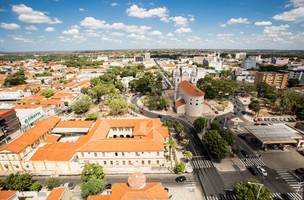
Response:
178,80,204,97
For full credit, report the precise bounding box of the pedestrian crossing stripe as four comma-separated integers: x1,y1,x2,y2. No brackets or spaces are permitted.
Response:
276,169,303,192
206,193,302,200
191,158,213,169
205,195,236,200
239,158,266,167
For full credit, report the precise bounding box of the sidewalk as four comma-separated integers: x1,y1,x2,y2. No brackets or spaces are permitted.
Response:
213,157,246,172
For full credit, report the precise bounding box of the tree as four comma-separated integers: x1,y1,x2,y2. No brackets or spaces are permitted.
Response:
235,180,272,200
86,113,97,120
81,163,105,183
193,117,208,133
210,121,221,131
166,137,177,164
4,69,27,86
183,151,193,161
175,162,186,173
45,177,61,190
143,95,169,111
81,178,107,198
91,83,115,102
5,173,33,191
288,78,299,87
30,182,42,191
72,95,92,114
219,129,234,146
106,96,128,115
181,139,190,147
202,131,228,161
256,83,277,103
221,69,232,78
248,99,261,116
41,88,54,98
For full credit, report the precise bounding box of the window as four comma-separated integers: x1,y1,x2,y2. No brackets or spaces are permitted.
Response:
15,165,19,168
94,153,97,157
129,160,132,165
113,135,117,138
136,152,140,156
120,135,124,138
115,152,118,156
190,102,192,105
157,152,160,156
148,160,151,164
156,160,160,164
104,161,107,165
123,161,126,165
142,160,144,165
122,152,125,156
110,161,113,165
196,103,198,106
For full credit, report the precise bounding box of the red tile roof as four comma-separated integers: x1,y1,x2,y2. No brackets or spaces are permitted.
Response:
0,190,16,200
178,80,204,97
175,99,186,107
46,187,65,200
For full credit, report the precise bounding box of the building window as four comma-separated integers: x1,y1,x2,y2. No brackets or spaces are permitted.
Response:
122,152,125,156
120,135,124,138
15,165,19,168
156,160,160,164
123,161,126,165
136,152,140,156
94,153,97,157
115,152,118,156
102,152,105,156
113,135,117,138
104,161,107,165
196,103,198,106
110,161,113,165
190,102,192,105
129,161,132,165
157,152,160,156
148,160,151,164
126,135,131,138
142,160,144,165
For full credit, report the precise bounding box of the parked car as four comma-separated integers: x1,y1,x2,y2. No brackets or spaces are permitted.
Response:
295,168,304,175
256,165,268,176
175,176,186,183
240,150,249,158
247,166,258,175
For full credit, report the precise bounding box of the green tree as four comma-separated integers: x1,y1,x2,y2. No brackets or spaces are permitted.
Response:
143,95,169,111
210,121,221,131
81,178,107,198
166,137,177,164
30,182,42,191
288,78,299,87
181,138,190,147
202,131,228,161
106,96,128,115
193,117,208,133
5,173,33,191
248,99,261,116
235,180,272,200
91,83,115,102
41,88,54,98
45,177,61,190
72,95,92,114
174,162,186,173
81,163,105,183
219,129,234,146
4,69,27,86
183,151,193,161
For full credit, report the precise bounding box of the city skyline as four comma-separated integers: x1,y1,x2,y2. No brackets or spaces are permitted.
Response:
0,0,304,52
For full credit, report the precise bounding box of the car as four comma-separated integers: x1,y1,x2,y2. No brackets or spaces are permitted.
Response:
240,150,249,158
295,168,304,175
247,166,258,175
105,184,112,189
175,176,186,183
164,187,169,192
256,165,268,176
238,134,246,140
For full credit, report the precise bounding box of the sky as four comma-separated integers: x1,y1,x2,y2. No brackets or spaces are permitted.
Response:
0,0,304,52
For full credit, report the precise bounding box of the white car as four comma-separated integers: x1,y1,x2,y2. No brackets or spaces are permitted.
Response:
256,165,268,176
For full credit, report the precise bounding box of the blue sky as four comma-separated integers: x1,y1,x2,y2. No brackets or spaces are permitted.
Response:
0,0,304,51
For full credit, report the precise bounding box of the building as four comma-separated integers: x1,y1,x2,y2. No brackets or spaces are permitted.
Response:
254,71,289,89
134,56,144,63
241,57,257,69
235,52,247,60
0,90,24,101
173,65,207,89
144,52,151,61
0,117,169,175
234,68,256,83
14,105,45,131
272,57,289,66
288,66,304,85
175,80,205,117
0,109,20,138
88,173,168,200
0,190,17,200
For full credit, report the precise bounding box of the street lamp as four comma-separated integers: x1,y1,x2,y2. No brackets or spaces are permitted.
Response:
247,181,264,199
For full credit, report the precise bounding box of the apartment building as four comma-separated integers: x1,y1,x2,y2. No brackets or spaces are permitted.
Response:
254,71,289,89
0,117,169,175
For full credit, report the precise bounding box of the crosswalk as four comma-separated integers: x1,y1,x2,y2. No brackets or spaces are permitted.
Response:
272,192,303,200
276,169,303,192
239,157,266,167
191,157,213,169
205,193,303,200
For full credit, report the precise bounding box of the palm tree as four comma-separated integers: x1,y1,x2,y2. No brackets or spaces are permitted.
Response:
183,151,193,162
166,137,177,167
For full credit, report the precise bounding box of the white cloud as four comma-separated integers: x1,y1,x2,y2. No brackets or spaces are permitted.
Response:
263,24,292,41
290,0,304,7
80,17,108,29
216,33,234,37
227,17,250,25
188,15,195,22
13,36,32,43
273,7,304,21
148,30,162,36
111,32,125,36
170,16,188,27
126,4,169,22
220,23,227,28
45,27,55,32
111,2,119,7
62,25,80,35
0,22,20,30
12,4,62,24
167,32,174,37
79,8,86,12
175,27,192,34
254,21,272,26
25,25,37,31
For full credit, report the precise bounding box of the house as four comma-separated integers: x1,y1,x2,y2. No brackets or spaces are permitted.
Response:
175,80,205,117
88,173,168,200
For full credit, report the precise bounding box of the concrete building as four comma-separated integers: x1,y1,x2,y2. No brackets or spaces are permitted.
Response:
88,173,168,200
0,109,20,137
235,52,247,60
272,57,289,66
0,90,24,101
173,65,207,89
234,68,256,83
0,117,169,175
14,105,45,131
241,57,257,69
288,66,304,85
175,80,205,117
254,71,289,89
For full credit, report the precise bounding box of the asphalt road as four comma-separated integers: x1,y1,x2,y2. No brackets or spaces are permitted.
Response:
131,96,226,196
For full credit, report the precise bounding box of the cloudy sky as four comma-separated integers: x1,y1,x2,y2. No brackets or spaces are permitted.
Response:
0,0,304,52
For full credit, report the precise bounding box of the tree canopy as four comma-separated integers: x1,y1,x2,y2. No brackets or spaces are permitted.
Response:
235,180,272,200
193,117,208,133
41,88,54,98
4,69,27,87
81,163,105,183
72,95,92,114
202,130,229,161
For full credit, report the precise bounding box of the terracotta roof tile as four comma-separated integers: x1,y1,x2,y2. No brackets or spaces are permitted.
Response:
178,80,204,97
46,187,65,200
175,99,186,107
0,190,16,200
56,121,94,129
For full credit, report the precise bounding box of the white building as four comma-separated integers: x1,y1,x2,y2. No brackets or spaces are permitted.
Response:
0,90,25,101
14,105,45,131
235,52,247,60
175,80,205,117
173,65,207,89
288,65,304,85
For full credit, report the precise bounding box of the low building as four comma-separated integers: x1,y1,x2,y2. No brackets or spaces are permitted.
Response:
14,105,45,131
254,71,289,89
0,90,24,101
0,109,20,137
175,80,205,117
241,57,257,69
235,69,256,83
235,52,247,60
0,117,169,175
88,173,168,200
288,66,304,85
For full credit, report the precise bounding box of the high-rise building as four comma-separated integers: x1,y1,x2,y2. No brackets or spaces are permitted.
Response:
254,71,289,89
